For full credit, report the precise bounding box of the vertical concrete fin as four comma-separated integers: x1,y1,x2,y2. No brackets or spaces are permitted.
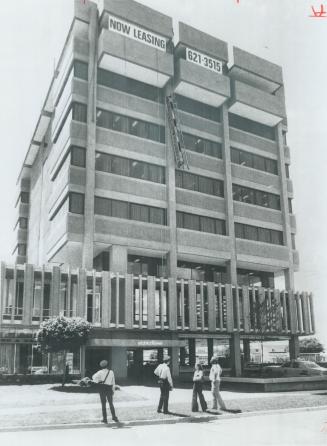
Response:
188,279,197,331
207,282,216,332
168,277,177,330
147,275,155,330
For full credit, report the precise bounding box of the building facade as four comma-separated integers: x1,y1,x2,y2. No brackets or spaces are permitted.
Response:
2,0,314,379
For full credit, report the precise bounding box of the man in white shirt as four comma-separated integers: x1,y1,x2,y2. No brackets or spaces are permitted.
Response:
92,360,118,423
154,356,173,414
209,356,226,411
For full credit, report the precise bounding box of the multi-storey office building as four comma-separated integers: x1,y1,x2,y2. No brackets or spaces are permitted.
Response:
1,0,314,379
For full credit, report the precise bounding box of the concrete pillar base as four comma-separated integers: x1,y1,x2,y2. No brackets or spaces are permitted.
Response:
188,339,196,366
109,245,128,274
230,333,242,377
289,335,300,360
243,339,251,366
168,347,179,378
207,338,213,365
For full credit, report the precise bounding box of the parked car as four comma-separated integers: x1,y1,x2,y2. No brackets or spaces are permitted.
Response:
263,360,327,377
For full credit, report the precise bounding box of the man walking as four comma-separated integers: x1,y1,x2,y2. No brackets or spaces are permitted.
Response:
154,356,173,414
92,360,119,423
209,356,226,411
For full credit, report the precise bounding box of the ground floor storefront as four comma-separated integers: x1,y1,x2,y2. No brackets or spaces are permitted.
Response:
0,328,301,382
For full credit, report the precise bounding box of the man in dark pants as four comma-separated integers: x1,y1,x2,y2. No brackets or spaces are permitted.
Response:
92,360,118,423
154,356,173,414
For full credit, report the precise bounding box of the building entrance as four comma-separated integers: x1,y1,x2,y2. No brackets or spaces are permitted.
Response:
127,348,168,383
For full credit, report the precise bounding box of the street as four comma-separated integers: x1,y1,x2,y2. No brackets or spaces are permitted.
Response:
1,407,327,446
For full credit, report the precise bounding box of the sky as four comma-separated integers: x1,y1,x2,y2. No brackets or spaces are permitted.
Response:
0,0,326,345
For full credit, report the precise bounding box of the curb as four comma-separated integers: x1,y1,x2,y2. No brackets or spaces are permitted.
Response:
1,405,327,433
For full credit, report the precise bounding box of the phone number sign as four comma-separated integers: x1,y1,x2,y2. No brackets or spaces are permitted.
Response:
186,48,223,74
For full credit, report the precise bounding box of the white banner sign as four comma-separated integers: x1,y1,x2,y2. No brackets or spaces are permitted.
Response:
108,15,167,52
186,47,223,74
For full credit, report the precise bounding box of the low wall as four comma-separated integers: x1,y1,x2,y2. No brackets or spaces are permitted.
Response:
221,376,327,392
0,374,81,385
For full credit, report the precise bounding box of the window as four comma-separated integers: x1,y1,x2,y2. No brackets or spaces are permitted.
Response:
74,61,88,80
72,103,87,122
176,170,224,197
229,113,276,141
95,152,165,184
20,192,29,204
97,69,164,103
19,218,28,229
175,94,221,122
177,211,226,235
17,244,27,256
96,109,165,143
94,197,166,225
183,133,222,159
291,234,296,250
235,222,284,245
285,164,290,178
71,146,86,167
232,184,281,210
69,192,84,214
231,147,278,175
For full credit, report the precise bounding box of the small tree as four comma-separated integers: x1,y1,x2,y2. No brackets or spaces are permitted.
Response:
255,298,282,366
36,316,91,386
300,337,324,353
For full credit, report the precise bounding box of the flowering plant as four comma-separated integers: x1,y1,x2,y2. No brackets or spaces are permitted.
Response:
36,316,91,353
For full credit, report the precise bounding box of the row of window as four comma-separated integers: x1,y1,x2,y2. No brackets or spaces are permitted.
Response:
175,170,224,197
94,197,166,225
97,69,164,103
229,113,276,141
96,108,165,144
67,193,290,247
235,223,284,245
231,147,278,175
176,211,226,235
95,152,165,184
183,133,222,159
232,184,281,210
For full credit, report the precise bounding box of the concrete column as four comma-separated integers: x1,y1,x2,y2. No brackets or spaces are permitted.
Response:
111,347,128,380
188,338,196,366
229,333,242,377
109,245,128,274
221,105,237,286
180,347,186,366
243,339,251,365
157,348,163,363
289,335,300,360
207,338,213,364
80,345,86,378
23,264,34,325
165,83,177,278
168,347,179,378
276,124,294,290
82,3,98,269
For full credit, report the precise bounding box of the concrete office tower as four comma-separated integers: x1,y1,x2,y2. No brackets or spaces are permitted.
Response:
7,0,311,379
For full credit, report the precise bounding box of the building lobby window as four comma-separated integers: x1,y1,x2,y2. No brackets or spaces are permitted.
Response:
128,255,166,277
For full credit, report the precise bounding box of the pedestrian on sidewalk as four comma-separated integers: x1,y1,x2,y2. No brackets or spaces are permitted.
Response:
191,363,207,412
154,356,173,414
92,360,119,423
209,356,226,411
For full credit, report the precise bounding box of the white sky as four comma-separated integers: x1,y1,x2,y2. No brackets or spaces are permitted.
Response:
0,0,326,345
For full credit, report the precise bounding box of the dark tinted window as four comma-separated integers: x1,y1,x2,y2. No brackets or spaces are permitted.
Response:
74,61,88,80
95,152,165,184
177,211,226,235
98,69,164,103
229,113,276,141
235,222,283,245
96,109,165,144
176,170,224,197
71,146,86,167
233,184,281,210
175,94,221,122
183,133,222,159
69,192,84,214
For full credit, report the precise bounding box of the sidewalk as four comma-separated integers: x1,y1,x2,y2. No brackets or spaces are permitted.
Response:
1,384,327,430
